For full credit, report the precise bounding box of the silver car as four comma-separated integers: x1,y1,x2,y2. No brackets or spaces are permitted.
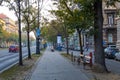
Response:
115,52,120,60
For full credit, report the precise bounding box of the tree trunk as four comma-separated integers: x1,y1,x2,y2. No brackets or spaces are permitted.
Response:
93,0,108,72
18,0,23,66
27,29,31,59
66,36,69,55
77,29,83,55
36,36,40,54
64,26,69,55
27,0,31,59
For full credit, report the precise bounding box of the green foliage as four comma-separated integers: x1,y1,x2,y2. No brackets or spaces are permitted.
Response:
21,5,38,32
3,0,25,18
0,28,18,43
52,0,94,34
41,19,74,43
41,21,57,43
105,0,120,6
0,20,3,33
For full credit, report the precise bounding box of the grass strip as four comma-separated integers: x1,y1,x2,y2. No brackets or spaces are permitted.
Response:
61,53,72,60
0,53,42,80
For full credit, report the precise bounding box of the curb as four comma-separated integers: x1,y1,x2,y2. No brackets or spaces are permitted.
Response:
24,53,43,80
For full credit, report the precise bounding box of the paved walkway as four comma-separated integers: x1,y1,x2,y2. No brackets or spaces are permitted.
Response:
30,48,90,80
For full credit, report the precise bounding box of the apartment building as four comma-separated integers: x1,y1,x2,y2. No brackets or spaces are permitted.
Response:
0,13,18,34
102,2,120,46
0,18,6,30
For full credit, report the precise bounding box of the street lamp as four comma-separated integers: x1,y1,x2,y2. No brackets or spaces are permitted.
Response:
18,0,23,65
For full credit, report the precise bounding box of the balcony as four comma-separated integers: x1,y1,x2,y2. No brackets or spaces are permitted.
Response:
103,24,117,29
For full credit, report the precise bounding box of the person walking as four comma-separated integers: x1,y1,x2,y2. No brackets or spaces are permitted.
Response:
84,42,89,51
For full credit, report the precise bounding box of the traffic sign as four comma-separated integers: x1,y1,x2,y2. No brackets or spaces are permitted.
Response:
36,28,40,37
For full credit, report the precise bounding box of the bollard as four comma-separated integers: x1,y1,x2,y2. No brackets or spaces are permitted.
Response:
83,55,86,69
71,52,73,62
77,57,80,65
89,52,92,67
73,56,76,62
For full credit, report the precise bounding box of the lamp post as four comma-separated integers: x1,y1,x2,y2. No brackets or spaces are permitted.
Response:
18,0,23,65
36,0,40,54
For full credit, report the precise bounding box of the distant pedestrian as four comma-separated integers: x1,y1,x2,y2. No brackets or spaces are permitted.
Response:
85,42,89,51
51,46,54,52
86,46,88,51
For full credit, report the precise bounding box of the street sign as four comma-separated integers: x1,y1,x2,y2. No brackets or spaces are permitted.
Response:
36,28,40,37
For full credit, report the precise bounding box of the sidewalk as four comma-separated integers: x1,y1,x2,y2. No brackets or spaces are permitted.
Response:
30,48,90,80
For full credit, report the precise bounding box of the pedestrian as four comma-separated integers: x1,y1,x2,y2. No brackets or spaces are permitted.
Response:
85,42,89,51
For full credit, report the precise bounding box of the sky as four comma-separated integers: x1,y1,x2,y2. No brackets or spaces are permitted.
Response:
0,6,17,21
0,0,57,21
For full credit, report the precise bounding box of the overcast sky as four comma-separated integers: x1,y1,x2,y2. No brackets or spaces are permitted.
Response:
0,6,17,21
0,0,57,21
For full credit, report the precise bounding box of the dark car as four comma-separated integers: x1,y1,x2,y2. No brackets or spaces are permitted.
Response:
9,45,19,53
105,48,119,59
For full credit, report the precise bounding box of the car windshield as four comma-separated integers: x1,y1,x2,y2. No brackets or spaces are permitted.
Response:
108,45,116,48
10,46,15,48
111,48,119,52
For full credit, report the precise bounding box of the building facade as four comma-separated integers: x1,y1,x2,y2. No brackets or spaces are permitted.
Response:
0,18,6,30
103,2,120,46
0,13,18,34
116,18,120,49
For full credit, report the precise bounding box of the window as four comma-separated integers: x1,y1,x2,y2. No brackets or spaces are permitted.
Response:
108,14,114,26
108,33,113,43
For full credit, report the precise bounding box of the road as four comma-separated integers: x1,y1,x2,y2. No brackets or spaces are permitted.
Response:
0,46,36,73
0,47,120,74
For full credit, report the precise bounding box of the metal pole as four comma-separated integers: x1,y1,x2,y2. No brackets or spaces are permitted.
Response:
36,0,40,54
27,0,31,59
18,0,23,65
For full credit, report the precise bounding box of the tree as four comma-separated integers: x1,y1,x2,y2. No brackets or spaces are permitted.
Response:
3,0,37,59
53,0,106,72
51,1,76,54
52,0,93,55
93,0,120,72
68,0,107,72
3,0,24,65
93,0,108,72
21,0,38,59
41,20,58,43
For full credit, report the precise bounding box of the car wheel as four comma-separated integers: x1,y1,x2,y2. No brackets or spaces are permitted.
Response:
15,50,17,53
115,57,118,61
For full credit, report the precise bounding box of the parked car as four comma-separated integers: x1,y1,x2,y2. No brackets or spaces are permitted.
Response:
115,52,120,60
104,47,119,59
104,45,117,53
108,45,116,48
74,47,80,51
9,45,19,53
